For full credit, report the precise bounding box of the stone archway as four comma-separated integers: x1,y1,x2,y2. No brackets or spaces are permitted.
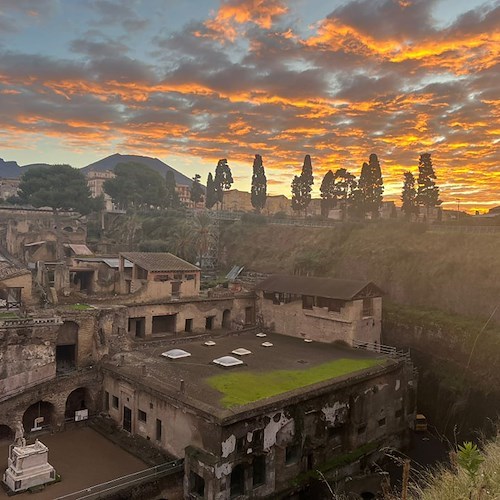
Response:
0,425,14,442
222,309,231,329
56,321,79,373
23,401,55,432
65,387,92,420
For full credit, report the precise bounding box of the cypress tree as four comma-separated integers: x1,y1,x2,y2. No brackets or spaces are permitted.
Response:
416,153,441,217
250,154,267,213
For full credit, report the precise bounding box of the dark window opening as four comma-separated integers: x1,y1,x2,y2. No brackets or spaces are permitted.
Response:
395,409,403,419
244,306,254,325
156,418,162,441
357,424,367,434
152,314,176,335
205,316,214,330
302,295,314,310
112,395,119,409
252,456,266,487
123,406,132,433
307,453,314,470
138,409,147,422
236,436,245,453
285,444,300,465
185,318,193,333
378,417,386,427
362,297,374,317
230,464,245,497
328,426,343,439
253,429,264,447
56,344,76,373
190,471,205,497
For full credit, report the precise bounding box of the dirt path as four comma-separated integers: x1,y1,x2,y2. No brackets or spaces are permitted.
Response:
0,426,147,499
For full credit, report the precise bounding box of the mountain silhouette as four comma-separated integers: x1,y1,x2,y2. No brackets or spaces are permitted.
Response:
1,154,196,187
82,153,194,186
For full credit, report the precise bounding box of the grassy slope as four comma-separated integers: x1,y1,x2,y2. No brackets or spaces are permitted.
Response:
206,358,384,408
411,435,500,500
220,221,500,321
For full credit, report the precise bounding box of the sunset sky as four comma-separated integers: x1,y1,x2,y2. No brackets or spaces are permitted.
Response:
0,0,498,211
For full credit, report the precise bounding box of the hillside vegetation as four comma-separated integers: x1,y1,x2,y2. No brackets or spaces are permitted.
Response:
409,434,500,500
220,221,500,322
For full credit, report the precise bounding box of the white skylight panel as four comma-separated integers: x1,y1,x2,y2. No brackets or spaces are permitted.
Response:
232,348,252,356
204,341,216,346
161,349,191,359
256,332,267,337
213,356,244,367
261,342,273,347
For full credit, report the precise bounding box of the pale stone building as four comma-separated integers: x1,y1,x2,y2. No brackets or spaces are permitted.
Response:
255,275,383,344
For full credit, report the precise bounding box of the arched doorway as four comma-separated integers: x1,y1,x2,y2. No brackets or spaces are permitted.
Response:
0,425,14,442
222,309,231,329
56,321,79,373
23,401,55,432
65,387,92,420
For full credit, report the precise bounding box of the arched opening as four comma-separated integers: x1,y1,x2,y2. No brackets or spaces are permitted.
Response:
230,464,245,497
0,425,14,442
56,321,79,373
65,387,92,420
23,401,55,432
360,492,376,500
222,309,231,329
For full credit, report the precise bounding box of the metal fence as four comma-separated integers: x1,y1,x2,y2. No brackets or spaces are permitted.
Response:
351,339,411,363
54,460,184,500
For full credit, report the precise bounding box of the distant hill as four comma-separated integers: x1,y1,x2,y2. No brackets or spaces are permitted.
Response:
82,153,195,186
1,154,198,187
0,158,24,178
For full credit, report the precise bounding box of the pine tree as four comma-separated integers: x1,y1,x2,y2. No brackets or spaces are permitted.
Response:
416,153,441,217
320,170,335,217
213,158,233,209
205,173,217,209
401,171,417,219
333,168,357,220
190,174,204,205
250,154,267,213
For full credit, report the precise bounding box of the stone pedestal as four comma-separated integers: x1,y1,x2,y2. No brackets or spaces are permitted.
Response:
2,439,56,493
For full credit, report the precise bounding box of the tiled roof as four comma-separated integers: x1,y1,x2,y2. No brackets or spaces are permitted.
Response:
0,261,30,281
120,252,200,272
255,274,382,300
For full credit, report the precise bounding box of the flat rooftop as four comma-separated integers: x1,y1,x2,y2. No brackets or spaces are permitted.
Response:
104,332,395,421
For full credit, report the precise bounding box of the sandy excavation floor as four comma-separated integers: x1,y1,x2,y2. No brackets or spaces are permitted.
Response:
0,426,147,500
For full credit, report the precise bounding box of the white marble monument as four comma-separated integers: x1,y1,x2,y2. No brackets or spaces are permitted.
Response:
2,424,56,493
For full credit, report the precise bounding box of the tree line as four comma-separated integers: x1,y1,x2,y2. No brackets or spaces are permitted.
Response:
10,152,441,220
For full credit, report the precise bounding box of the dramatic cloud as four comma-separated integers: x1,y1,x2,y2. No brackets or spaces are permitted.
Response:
0,0,498,210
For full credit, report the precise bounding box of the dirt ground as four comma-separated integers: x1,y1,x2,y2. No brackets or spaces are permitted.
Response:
0,427,147,499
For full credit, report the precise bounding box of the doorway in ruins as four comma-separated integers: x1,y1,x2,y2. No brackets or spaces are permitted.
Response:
152,314,176,335
222,309,231,329
56,321,79,373
23,401,55,432
128,316,146,339
0,425,14,443
65,387,92,420
129,317,146,338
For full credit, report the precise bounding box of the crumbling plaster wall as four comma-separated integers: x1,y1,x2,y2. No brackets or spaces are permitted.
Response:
185,361,414,499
